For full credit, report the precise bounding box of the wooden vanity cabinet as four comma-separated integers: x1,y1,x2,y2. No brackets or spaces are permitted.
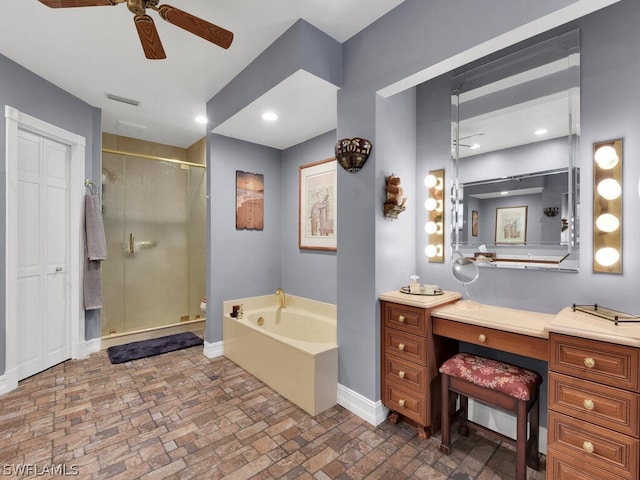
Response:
547,333,640,480
380,300,457,439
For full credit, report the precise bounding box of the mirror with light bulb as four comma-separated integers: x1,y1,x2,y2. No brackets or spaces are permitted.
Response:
451,29,580,271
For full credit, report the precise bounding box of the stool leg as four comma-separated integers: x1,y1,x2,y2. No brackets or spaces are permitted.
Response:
457,394,469,437
439,374,451,455
515,400,527,480
527,394,541,471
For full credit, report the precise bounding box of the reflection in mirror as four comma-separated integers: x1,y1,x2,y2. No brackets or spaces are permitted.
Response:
451,29,580,271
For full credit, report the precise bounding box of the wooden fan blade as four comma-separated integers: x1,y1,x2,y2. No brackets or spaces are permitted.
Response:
157,4,233,49
38,0,116,7
134,15,166,60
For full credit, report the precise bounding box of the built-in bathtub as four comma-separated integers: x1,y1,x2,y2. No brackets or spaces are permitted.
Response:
223,294,337,416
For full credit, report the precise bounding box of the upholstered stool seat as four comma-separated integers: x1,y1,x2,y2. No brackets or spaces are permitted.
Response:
439,353,542,480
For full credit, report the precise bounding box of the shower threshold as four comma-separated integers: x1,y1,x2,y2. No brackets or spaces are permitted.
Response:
101,318,205,350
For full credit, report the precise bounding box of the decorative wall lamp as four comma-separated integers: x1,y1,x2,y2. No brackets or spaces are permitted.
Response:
593,139,623,273
425,168,445,263
334,138,372,172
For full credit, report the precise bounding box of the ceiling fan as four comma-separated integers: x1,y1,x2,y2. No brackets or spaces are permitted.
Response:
38,0,233,60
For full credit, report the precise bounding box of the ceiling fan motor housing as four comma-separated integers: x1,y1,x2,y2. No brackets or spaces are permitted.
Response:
127,0,145,15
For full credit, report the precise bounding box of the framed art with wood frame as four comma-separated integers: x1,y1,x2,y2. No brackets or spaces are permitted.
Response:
299,158,337,250
495,205,527,244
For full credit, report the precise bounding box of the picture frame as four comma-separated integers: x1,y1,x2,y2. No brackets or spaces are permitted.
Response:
471,210,479,237
495,206,527,244
299,158,337,251
236,171,264,230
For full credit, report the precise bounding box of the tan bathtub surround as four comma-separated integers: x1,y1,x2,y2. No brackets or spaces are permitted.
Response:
223,294,337,416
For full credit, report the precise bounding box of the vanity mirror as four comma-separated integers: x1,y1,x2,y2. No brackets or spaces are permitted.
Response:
451,29,580,271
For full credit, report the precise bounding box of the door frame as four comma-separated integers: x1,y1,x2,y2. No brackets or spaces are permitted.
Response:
4,105,86,393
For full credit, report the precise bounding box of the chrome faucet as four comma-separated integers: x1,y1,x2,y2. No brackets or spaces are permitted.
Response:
275,288,286,308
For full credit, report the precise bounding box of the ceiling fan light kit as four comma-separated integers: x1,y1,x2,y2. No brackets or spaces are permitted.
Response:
38,0,234,60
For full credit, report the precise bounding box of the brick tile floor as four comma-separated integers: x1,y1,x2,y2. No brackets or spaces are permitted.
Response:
0,342,546,479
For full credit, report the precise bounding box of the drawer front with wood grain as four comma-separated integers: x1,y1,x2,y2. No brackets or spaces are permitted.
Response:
549,372,639,437
383,302,427,337
382,383,426,424
548,411,639,480
383,354,427,393
547,446,625,480
550,334,639,392
432,317,548,361
383,329,427,366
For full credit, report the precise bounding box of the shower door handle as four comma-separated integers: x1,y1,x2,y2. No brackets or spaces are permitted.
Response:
129,232,135,255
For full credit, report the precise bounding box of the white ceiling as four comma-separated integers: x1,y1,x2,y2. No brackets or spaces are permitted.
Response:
0,0,404,149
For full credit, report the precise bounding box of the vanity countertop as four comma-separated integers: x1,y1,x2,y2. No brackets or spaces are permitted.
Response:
431,301,552,339
547,306,640,348
379,289,461,309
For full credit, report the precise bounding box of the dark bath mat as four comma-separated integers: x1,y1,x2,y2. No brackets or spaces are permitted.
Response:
107,332,203,364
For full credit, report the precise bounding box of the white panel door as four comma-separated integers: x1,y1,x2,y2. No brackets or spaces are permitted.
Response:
16,129,70,379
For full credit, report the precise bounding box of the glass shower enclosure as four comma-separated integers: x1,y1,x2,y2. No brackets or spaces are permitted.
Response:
101,150,206,336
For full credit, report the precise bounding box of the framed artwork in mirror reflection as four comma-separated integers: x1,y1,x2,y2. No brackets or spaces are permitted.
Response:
299,158,337,251
495,206,527,244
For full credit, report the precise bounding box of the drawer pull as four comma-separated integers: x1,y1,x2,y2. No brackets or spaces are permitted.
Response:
582,441,594,454
583,399,595,411
584,357,595,369
398,315,405,323
398,343,405,351
398,370,406,378
398,399,405,407
478,334,486,343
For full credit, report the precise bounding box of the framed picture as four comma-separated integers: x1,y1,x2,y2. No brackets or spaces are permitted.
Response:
236,171,264,230
495,206,527,244
299,158,337,251
471,210,479,237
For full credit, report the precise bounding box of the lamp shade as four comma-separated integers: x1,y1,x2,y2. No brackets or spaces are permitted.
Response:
335,138,372,172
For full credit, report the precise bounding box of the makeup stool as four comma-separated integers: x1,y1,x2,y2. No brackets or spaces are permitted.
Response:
439,353,542,480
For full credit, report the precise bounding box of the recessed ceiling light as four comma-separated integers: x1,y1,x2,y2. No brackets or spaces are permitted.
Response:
470,144,481,150
535,128,548,135
195,115,208,124
500,191,509,195
262,112,278,122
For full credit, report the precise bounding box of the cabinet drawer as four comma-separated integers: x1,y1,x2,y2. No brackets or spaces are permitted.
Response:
548,411,639,480
432,317,547,361
383,302,427,337
383,354,427,393
382,382,426,425
550,334,639,392
549,372,639,437
547,446,625,480
383,329,426,366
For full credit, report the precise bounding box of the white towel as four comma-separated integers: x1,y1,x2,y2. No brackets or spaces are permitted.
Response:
83,193,106,310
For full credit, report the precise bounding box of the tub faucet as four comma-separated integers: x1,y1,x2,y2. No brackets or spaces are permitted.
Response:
275,288,286,308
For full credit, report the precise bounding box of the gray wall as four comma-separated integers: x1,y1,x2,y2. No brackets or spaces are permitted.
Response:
281,131,337,305
0,54,101,375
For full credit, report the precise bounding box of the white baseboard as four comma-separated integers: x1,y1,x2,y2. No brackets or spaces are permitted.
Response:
204,340,224,358
0,368,18,395
84,338,101,356
337,383,388,426
469,399,547,454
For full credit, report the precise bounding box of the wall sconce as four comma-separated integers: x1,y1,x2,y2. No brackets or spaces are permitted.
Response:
593,139,622,273
425,168,445,263
334,138,372,172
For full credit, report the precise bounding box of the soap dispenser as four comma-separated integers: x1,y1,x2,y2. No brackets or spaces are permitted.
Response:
409,275,421,294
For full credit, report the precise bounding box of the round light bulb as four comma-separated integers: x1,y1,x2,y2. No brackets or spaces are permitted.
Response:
595,247,620,267
425,244,437,257
597,178,622,200
425,222,437,234
594,145,619,170
424,174,437,188
595,213,620,233
425,198,437,211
